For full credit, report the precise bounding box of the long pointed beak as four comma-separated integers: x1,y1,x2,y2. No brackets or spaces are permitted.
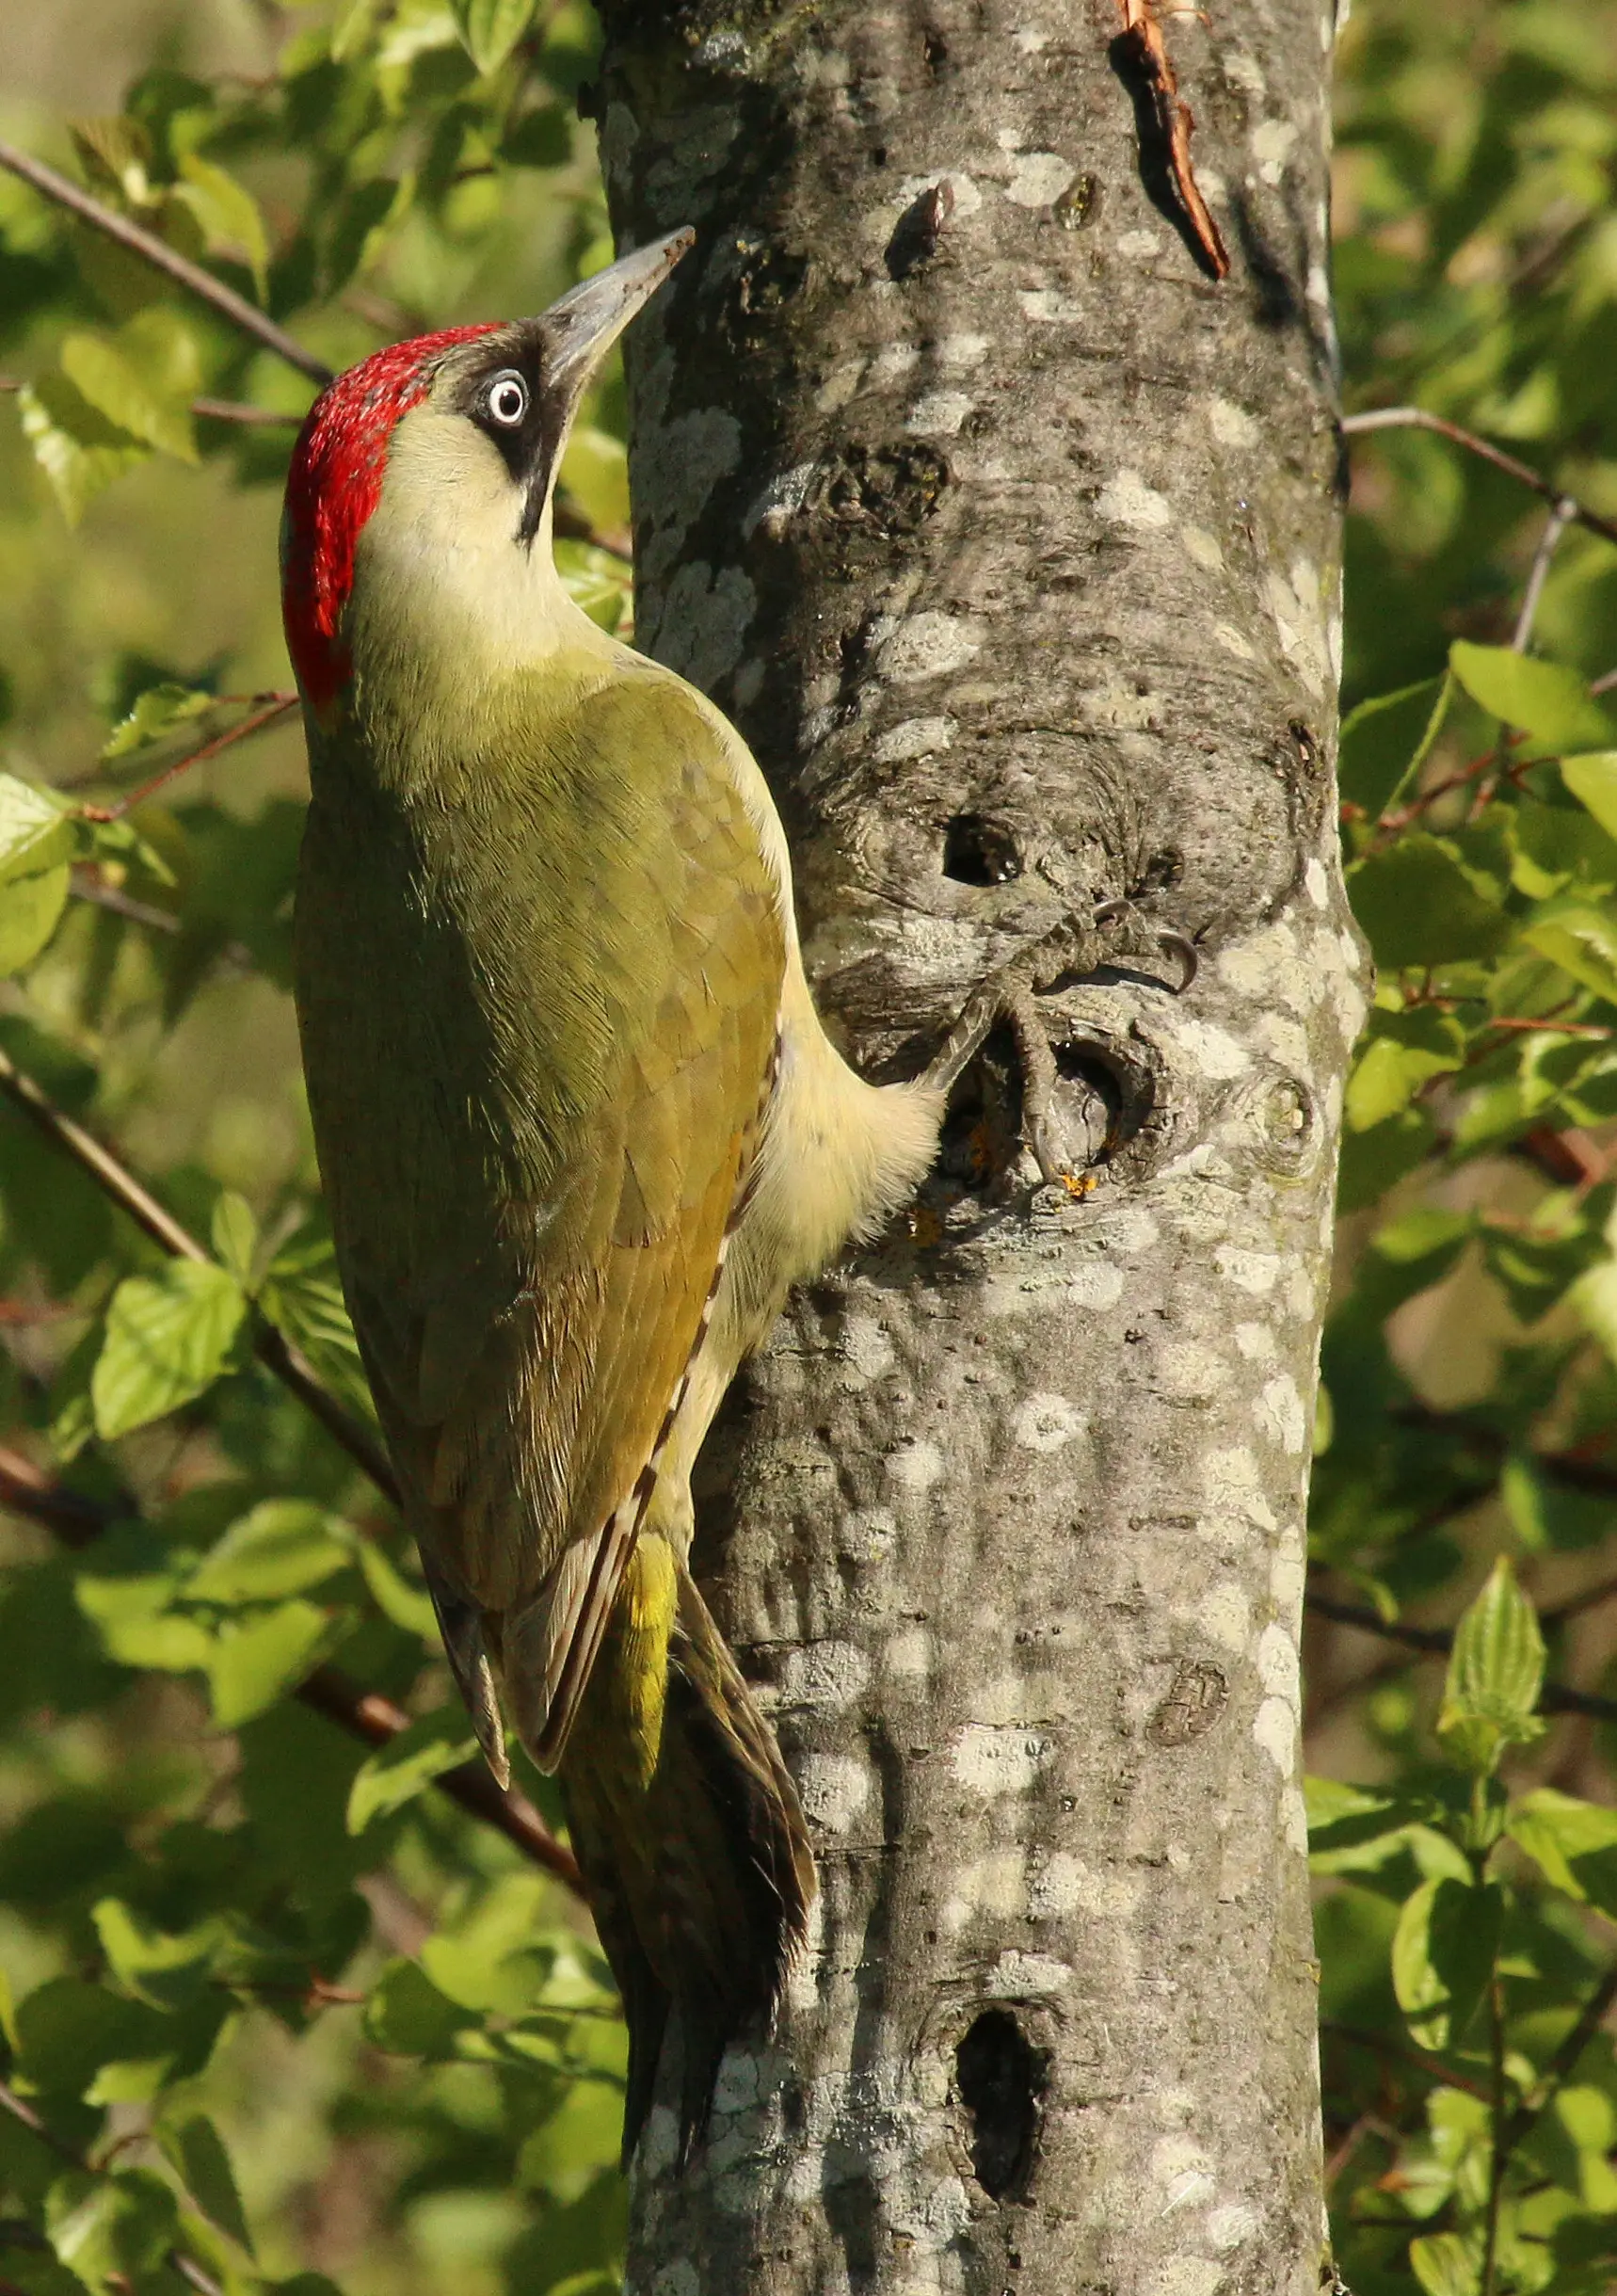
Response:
541,228,695,396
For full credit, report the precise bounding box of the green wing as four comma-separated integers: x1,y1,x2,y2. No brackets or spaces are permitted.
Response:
295,666,785,1763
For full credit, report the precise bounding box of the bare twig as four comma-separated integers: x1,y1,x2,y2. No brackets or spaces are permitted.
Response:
0,1444,583,1893
0,1043,398,1501
1342,409,1617,553
1513,496,1577,652
0,138,331,386
1321,2020,1492,2105
1115,0,1230,281
191,395,305,427
78,694,297,823
1,376,304,428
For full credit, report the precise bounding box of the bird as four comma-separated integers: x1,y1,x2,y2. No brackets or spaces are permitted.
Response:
280,227,1193,2166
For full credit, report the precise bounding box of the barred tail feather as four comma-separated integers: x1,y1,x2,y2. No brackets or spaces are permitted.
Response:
555,1541,814,2168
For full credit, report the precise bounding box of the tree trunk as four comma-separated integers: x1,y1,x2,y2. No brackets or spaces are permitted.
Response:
594,2,1357,2289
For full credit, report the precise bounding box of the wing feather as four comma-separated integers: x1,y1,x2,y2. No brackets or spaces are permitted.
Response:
296,668,785,1761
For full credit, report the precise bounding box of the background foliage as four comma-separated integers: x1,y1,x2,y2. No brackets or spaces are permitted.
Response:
0,2,1615,2293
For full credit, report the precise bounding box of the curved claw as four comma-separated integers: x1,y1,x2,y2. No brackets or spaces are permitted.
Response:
1093,899,1198,995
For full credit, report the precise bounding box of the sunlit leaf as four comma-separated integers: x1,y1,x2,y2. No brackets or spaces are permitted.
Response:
59,329,196,462
346,1707,480,1834
185,1500,352,1603
17,374,150,524
91,1261,249,1439
172,154,269,299
102,682,214,760
207,1600,344,1727
1450,641,1614,753
447,0,537,74
1391,1875,1502,2049
1435,1556,1546,1774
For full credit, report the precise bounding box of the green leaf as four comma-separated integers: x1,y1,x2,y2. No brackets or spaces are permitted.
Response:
1409,2230,1482,2296
1392,1874,1503,2049
1345,1007,1466,1130
1435,1556,1546,1774
13,1976,169,2098
1561,752,1617,841
172,155,269,299
102,682,214,761
355,1541,438,1638
0,774,74,882
75,1560,216,1670
447,0,537,74
502,103,572,169
91,1261,248,1439
1508,1789,1617,1919
0,862,72,976
1450,641,1615,752
155,2112,254,2255
558,425,630,536
186,1501,352,1604
91,1900,218,2011
363,1958,475,2056
1348,833,1513,968
59,330,196,462
208,1190,258,1289
206,1600,343,1727
554,540,632,634
346,1707,480,1834
1521,900,1617,1003
1338,674,1451,818
17,373,150,524
515,2080,623,2202
1570,1255,1617,1366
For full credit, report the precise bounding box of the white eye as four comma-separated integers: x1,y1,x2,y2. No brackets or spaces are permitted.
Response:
486,371,528,426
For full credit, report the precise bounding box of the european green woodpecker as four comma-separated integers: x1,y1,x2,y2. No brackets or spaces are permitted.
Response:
282,229,1189,2166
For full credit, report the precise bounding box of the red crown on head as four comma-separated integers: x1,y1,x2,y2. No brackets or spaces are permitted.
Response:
281,325,501,710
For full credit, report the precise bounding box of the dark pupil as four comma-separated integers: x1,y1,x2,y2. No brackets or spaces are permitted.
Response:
491,380,523,422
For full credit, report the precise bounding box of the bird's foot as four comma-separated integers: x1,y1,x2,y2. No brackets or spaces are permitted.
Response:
923,897,1196,1188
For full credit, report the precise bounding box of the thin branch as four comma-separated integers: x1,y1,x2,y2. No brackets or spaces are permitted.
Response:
1341,408,1617,553
1497,1957,1617,2160
0,1042,398,1501
1114,0,1229,280
191,395,305,427
1,376,304,428
0,2082,227,2296
1321,2020,1493,2104
1305,1591,1617,1724
0,1443,583,1894
1513,496,1577,652
78,694,297,824
0,138,331,387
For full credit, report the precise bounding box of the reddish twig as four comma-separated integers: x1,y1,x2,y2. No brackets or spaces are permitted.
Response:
1115,0,1230,281
78,693,297,823
0,138,331,386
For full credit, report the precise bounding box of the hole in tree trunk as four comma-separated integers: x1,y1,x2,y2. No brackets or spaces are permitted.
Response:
955,2008,1045,2199
942,814,1021,885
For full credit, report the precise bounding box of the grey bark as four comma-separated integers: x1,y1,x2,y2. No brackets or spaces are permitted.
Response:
594,3,1359,2290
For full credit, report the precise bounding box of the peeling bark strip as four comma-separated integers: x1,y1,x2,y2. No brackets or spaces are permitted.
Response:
1114,0,1233,281
596,2,1353,2290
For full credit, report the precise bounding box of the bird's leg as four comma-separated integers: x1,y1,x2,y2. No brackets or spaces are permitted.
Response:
923,897,1197,1188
